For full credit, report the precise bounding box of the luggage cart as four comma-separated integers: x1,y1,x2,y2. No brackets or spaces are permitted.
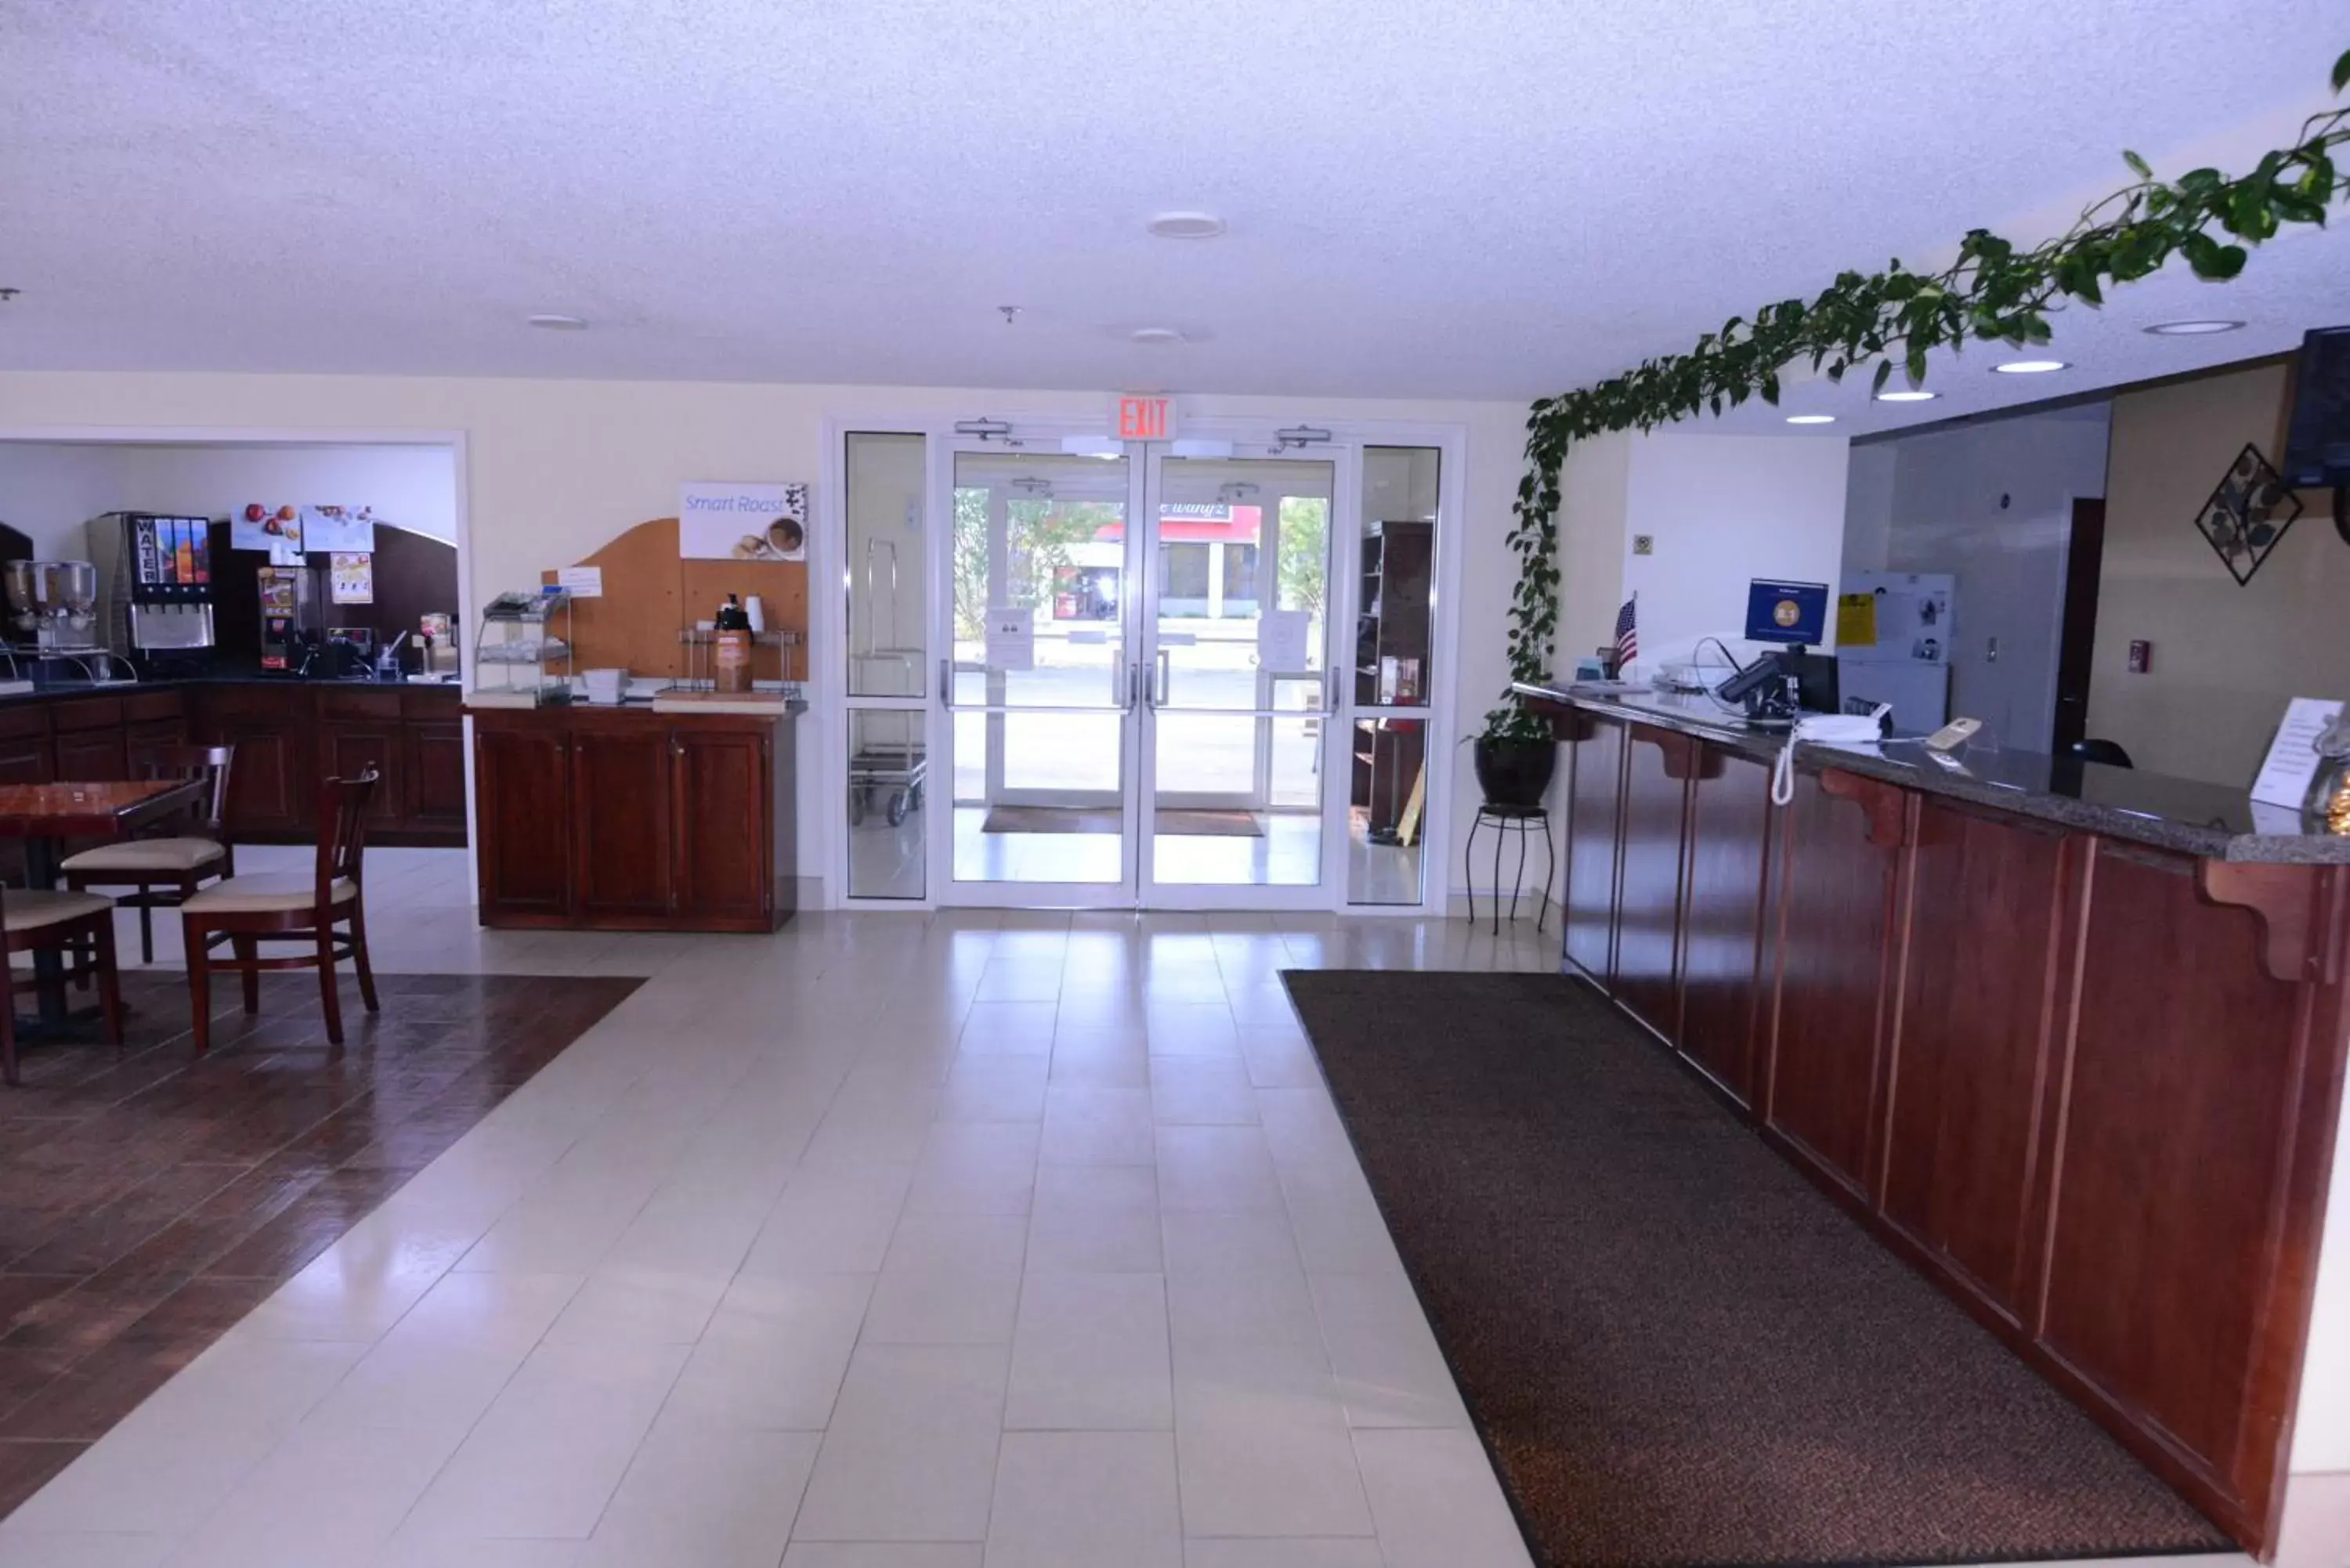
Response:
848,719,927,827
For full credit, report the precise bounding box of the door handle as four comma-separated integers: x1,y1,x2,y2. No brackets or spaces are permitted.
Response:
1324,666,1340,716
1126,662,1141,711
938,657,953,708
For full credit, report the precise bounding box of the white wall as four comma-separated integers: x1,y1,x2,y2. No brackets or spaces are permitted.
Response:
1621,431,1853,670
0,440,461,558
0,370,1530,909
0,443,126,557
1844,405,2112,752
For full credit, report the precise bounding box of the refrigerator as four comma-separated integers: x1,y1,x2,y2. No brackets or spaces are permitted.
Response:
1836,571,1953,732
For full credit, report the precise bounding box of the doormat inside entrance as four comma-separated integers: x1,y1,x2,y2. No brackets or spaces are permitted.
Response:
981,805,1264,837
1278,968,2231,1568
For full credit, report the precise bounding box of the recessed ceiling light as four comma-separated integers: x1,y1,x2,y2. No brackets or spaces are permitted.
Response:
1146,211,1225,240
2143,319,2244,336
526,313,588,330
1131,327,1185,345
1875,389,1938,403
1784,414,1837,425
1993,359,2067,374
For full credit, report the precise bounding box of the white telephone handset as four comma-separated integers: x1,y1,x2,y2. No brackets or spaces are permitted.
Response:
1770,706,1893,806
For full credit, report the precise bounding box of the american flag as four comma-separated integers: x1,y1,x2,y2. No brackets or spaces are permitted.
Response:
1614,594,1638,667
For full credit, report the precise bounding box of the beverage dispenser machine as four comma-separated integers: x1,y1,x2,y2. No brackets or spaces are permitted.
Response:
89,512,217,656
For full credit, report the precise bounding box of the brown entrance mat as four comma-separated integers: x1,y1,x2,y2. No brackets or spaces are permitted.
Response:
981,804,1264,836
1278,969,2229,1568
0,970,641,1518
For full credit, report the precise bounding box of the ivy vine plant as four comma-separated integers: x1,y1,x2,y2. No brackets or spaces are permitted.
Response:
1482,45,2350,745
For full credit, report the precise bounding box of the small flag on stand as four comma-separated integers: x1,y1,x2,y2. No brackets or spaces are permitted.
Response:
1613,594,1639,669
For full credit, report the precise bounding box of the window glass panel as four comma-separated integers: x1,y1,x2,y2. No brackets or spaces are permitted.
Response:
1356,446,1439,709
848,707,926,898
845,432,927,697
1345,715,1425,905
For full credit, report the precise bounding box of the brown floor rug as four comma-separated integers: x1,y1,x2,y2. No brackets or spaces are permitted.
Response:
1279,969,2230,1568
981,804,1264,836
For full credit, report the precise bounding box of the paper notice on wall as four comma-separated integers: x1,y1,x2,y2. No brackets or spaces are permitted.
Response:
558,565,604,598
268,537,305,567
329,552,374,605
2251,697,2345,809
302,506,376,554
1257,609,1311,671
985,606,1034,672
1836,593,1878,647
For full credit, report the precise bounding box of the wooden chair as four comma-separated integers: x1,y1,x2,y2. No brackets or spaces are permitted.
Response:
1,884,125,1086
181,769,379,1057
62,745,237,963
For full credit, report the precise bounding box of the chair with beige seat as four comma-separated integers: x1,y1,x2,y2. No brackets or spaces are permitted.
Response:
62,745,237,964
1,884,124,1086
181,769,380,1057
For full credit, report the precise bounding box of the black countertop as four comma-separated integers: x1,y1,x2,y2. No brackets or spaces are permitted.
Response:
0,666,462,710
1514,681,2349,866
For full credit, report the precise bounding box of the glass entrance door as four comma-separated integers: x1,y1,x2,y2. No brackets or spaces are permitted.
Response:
1137,452,1336,906
940,438,1339,909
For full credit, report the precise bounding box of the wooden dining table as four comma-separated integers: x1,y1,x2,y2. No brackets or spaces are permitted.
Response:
0,778,208,1033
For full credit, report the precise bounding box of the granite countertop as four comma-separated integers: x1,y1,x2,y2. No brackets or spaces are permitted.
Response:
1513,681,2350,866
0,667,462,709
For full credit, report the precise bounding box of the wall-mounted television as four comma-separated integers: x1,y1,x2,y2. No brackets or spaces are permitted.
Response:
2281,326,2350,489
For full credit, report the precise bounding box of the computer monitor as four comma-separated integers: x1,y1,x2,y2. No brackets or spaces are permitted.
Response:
1744,579,1830,646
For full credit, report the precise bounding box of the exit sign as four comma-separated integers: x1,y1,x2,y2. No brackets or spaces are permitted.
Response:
1114,395,1177,441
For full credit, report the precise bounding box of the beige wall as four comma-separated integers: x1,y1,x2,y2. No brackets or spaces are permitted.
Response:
2090,361,2341,785
0,370,1530,905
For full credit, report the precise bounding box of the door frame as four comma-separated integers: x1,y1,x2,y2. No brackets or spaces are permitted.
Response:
819,410,1466,916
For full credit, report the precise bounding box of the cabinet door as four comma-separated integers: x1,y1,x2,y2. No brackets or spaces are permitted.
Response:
215,724,311,836
1678,747,1772,1104
125,718,190,780
474,724,572,921
1881,801,2066,1317
321,724,407,825
572,724,673,922
1612,725,1689,1039
1762,768,1904,1197
406,721,468,836
54,726,128,781
672,727,771,927
1560,718,1625,982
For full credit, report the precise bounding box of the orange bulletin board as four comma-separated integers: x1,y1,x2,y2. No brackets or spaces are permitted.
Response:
541,518,808,682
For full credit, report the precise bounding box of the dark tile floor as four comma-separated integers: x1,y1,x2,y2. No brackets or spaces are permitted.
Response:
0,969,641,1516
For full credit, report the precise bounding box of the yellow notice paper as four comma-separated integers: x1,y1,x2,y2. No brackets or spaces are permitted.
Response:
1836,592,1878,647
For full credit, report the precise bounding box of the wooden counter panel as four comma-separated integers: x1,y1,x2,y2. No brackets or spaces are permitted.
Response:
1763,768,1900,1197
2039,843,2308,1508
1678,748,1772,1104
570,725,674,923
474,724,572,921
1882,801,2067,1317
1561,717,1624,984
1614,725,1690,1041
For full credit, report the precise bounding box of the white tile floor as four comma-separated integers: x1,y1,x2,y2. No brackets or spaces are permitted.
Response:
1,851,2255,1568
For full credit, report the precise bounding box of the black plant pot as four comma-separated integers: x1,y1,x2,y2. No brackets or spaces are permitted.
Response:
1473,735,1556,809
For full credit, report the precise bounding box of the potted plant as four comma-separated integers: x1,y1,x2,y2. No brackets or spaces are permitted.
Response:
1471,700,1556,809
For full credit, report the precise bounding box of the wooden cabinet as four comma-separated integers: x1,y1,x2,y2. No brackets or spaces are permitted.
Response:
1676,747,1772,1104
51,708,128,782
407,721,468,834
1880,800,2067,1317
672,728,772,926
1762,768,1905,1198
1541,700,2349,1556
188,683,463,846
1560,715,1624,984
571,723,674,924
1613,725,1690,1040
474,706,797,933
475,724,572,921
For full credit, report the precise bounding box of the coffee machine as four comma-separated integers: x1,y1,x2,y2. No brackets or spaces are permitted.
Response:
88,513,217,656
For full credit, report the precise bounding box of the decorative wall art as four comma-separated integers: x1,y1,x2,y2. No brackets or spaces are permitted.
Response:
2195,444,2303,587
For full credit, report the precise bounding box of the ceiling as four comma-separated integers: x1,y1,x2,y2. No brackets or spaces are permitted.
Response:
4,0,2348,433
